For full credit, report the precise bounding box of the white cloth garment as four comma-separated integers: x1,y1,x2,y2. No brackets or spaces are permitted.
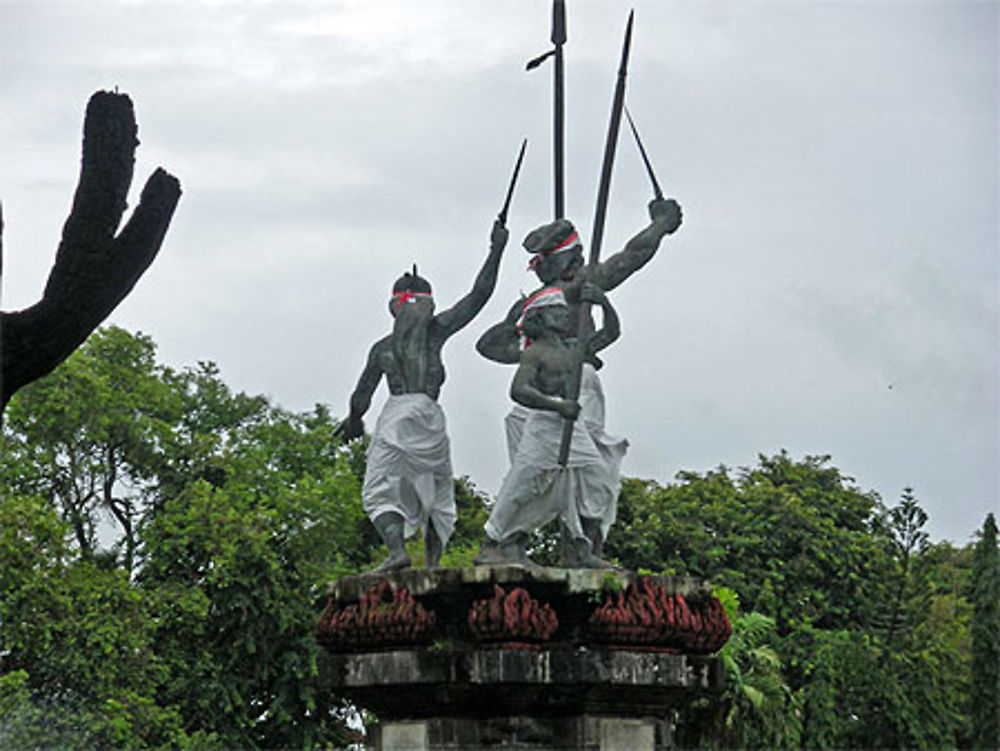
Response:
487,364,628,542
362,393,456,546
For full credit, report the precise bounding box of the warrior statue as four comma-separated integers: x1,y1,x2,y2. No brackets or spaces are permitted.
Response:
476,197,682,565
476,283,625,568
339,219,509,571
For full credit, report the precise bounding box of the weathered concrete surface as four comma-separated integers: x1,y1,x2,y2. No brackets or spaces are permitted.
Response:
320,647,722,718
328,565,707,602
374,714,669,750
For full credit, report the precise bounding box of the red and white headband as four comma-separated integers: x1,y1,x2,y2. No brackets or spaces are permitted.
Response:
521,286,566,314
391,290,433,311
528,231,581,270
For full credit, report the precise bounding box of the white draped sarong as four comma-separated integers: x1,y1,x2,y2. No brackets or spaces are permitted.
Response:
362,393,456,546
488,364,628,543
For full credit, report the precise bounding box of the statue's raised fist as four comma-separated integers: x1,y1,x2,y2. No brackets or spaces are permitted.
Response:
649,197,682,234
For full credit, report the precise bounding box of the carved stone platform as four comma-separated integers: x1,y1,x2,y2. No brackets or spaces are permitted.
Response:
317,566,729,750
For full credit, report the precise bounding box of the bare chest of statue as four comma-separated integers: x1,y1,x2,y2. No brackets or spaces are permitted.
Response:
528,340,576,398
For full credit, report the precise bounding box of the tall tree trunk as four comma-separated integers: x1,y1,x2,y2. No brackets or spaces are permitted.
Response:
1,91,181,410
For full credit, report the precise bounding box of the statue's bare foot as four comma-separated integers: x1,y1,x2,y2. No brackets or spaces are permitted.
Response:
474,540,507,566
563,540,619,570
474,539,540,570
372,550,412,572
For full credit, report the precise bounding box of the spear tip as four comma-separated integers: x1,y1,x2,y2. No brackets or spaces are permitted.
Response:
552,0,567,46
619,10,635,73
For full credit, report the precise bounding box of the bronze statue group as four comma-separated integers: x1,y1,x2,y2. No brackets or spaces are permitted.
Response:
337,5,683,572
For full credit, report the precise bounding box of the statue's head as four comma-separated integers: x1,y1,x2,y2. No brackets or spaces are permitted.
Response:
389,265,434,319
520,286,570,341
524,219,584,284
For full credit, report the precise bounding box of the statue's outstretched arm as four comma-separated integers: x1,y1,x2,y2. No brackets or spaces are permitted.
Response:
596,197,681,292
475,296,523,364
337,343,384,441
435,219,508,337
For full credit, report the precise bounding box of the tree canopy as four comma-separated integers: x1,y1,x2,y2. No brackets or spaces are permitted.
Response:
971,512,1000,750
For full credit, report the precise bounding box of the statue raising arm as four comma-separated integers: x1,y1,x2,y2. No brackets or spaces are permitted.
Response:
433,219,509,338
592,196,682,292
337,218,509,440
477,198,679,365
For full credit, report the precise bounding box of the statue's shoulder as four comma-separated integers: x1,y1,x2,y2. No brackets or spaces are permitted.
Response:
575,262,609,289
427,315,452,344
522,339,560,365
368,334,394,358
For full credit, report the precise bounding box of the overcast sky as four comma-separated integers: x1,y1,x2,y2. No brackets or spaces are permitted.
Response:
1,0,996,544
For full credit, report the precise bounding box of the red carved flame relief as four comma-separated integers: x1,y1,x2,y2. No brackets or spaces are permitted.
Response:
316,578,437,650
468,585,559,647
588,577,732,653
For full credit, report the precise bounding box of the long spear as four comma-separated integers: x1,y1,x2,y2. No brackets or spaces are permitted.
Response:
498,138,528,225
624,106,663,200
558,10,634,466
527,0,567,220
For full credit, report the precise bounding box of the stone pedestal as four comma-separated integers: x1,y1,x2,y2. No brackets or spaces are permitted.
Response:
375,715,664,750
317,567,728,750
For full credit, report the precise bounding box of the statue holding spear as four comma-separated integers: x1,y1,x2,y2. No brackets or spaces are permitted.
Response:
476,7,683,568
337,141,525,572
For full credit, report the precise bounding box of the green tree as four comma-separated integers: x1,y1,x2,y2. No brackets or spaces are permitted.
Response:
2,326,180,570
679,588,799,750
793,492,970,750
609,464,975,749
0,492,198,749
2,326,368,748
879,487,929,650
138,397,367,748
608,452,890,636
971,512,1000,750
797,621,967,750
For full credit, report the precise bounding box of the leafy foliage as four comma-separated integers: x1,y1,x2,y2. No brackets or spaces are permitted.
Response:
609,464,974,749
680,588,799,750
137,404,367,748
2,327,179,569
971,513,1000,750
0,492,197,749
1,328,366,748
608,453,888,634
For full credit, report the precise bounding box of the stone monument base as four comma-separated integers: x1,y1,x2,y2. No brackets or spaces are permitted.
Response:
376,714,667,751
317,566,729,750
